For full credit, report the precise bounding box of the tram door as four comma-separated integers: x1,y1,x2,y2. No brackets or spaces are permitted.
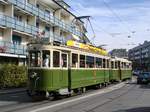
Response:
61,52,71,90
118,61,122,80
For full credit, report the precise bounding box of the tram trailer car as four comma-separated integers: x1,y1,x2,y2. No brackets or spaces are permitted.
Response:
27,44,132,99
110,58,132,82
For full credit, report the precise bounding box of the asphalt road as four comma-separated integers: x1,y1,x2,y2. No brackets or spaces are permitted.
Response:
1,79,150,112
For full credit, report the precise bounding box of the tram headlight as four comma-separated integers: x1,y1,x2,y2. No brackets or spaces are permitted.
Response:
30,72,37,79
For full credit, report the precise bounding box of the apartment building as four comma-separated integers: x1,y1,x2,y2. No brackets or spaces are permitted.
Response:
109,49,128,59
0,0,87,65
128,41,150,71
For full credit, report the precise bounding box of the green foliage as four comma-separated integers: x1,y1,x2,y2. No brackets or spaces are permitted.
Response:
0,64,27,88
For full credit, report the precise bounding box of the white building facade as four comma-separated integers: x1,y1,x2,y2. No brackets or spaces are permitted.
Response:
0,0,86,65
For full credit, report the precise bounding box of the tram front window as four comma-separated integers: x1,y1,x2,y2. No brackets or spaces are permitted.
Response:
29,51,41,67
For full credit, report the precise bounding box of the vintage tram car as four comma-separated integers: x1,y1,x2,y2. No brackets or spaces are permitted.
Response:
27,40,132,99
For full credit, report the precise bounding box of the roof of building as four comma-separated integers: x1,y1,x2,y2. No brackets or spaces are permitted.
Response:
52,0,84,24
129,41,150,52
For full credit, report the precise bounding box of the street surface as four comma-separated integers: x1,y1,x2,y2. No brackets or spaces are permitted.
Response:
1,78,150,112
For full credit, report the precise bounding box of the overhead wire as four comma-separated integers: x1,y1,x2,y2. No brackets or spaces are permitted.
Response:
90,18,115,37
68,4,115,38
69,0,150,37
102,0,132,34
87,18,96,44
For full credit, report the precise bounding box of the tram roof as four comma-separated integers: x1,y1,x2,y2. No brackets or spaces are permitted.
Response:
27,43,131,62
27,43,110,59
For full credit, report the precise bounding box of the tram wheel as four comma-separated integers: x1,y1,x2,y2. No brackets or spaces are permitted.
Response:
74,88,82,95
31,91,48,101
82,87,86,93
32,95,46,101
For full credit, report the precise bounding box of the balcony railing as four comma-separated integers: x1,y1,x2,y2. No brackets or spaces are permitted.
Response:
0,14,38,36
0,14,67,45
39,31,67,44
7,0,83,37
0,41,27,55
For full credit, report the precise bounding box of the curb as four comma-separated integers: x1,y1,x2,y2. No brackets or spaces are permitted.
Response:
0,88,26,95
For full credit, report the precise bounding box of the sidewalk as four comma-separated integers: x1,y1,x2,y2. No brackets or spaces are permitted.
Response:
0,87,26,95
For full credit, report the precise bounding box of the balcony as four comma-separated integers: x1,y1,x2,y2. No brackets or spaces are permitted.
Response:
0,14,38,36
39,31,67,44
7,0,83,37
0,41,26,55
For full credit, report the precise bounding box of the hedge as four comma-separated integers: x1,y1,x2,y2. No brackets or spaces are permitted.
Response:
0,64,27,88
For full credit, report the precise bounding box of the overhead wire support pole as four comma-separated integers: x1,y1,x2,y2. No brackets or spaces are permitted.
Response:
76,16,96,44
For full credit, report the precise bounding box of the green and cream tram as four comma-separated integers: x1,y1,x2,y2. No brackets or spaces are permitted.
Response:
27,41,132,99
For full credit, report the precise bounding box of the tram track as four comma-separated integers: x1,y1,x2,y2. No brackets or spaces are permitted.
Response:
29,81,132,112
0,80,133,112
1,99,52,112
84,83,136,112
50,82,134,112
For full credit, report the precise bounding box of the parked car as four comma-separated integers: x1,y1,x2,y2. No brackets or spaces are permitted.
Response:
137,72,150,84
132,70,141,76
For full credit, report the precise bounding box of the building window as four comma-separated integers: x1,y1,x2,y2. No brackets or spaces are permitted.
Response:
45,9,51,15
45,26,50,32
36,22,39,28
12,35,22,45
36,4,39,8
80,55,85,68
53,51,60,67
86,56,94,68
96,57,102,68
14,14,22,22
0,29,3,40
72,53,78,68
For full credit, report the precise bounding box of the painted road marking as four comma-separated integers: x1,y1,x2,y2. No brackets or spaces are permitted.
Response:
30,82,126,112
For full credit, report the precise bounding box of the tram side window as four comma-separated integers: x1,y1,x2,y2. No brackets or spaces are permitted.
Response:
129,63,132,69
53,51,60,67
111,61,114,69
86,56,94,68
124,63,127,69
115,61,118,69
29,51,41,67
126,63,129,69
96,58,102,68
42,50,50,67
61,53,67,67
103,59,106,68
72,53,78,68
118,61,121,68
121,62,123,68
80,55,85,68
107,60,109,68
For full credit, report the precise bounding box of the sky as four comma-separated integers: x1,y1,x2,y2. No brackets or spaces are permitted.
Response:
64,0,150,51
